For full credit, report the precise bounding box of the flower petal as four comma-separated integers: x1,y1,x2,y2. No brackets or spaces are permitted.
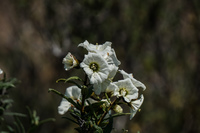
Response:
106,83,119,97
130,95,144,120
65,86,81,100
119,70,146,91
80,53,110,84
58,99,71,115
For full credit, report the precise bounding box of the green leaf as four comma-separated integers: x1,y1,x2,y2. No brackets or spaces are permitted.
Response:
56,76,83,83
0,78,18,90
38,118,56,126
84,101,106,119
74,127,82,133
62,117,79,125
2,99,14,104
13,115,25,133
103,114,113,133
56,76,83,88
85,85,94,99
0,131,10,133
4,112,26,117
93,124,103,133
6,125,15,132
70,112,81,120
0,107,5,114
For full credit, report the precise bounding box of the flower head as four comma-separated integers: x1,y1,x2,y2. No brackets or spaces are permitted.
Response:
58,86,81,115
113,78,138,102
119,70,146,91
130,95,144,120
80,53,110,85
63,52,79,71
78,40,121,67
93,65,118,95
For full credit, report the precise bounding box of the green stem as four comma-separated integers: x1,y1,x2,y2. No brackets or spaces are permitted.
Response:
97,98,117,126
81,73,88,118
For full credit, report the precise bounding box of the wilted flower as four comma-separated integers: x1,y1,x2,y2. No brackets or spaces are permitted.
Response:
130,95,144,120
80,53,110,85
63,52,79,71
119,70,146,91
58,86,81,115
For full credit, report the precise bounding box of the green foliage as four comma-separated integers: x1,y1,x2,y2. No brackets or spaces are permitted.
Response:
49,76,131,133
0,73,55,133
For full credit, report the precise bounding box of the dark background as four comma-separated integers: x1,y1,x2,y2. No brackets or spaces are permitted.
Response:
0,0,200,133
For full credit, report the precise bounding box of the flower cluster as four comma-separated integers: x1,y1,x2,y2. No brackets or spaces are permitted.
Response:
51,40,146,132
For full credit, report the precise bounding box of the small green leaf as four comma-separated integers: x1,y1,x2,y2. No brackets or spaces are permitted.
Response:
4,112,26,117
85,85,94,99
6,125,15,132
103,114,113,133
38,118,56,126
86,100,97,120
62,117,79,125
56,76,83,83
56,76,83,88
13,115,25,133
93,124,103,133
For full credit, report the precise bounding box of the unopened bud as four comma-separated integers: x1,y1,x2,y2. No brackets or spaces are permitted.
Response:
113,105,123,113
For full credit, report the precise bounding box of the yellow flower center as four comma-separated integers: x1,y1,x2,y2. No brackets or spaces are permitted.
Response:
89,62,99,72
119,88,128,96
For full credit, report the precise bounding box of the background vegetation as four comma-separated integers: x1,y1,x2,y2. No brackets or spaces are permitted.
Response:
0,0,200,132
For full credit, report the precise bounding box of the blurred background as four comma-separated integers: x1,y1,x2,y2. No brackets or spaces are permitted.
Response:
0,0,200,133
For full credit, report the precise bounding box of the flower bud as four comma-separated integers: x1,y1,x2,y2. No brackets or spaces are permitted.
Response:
113,105,123,113
63,52,79,71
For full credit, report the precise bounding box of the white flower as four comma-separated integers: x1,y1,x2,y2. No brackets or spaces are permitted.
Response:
130,95,144,120
62,52,79,71
58,86,81,115
78,40,111,54
93,65,118,95
0,69,3,75
105,48,121,66
119,70,146,91
113,78,138,102
106,82,120,97
78,40,121,66
80,53,110,85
